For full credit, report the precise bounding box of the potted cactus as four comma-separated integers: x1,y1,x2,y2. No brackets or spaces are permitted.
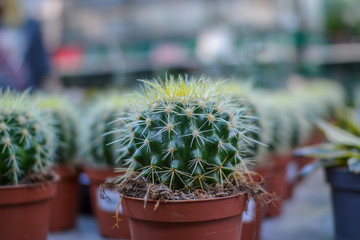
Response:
295,114,360,240
285,108,312,198
0,90,58,240
105,76,266,240
222,81,270,240
81,94,131,239
249,92,294,217
36,95,80,231
262,92,313,199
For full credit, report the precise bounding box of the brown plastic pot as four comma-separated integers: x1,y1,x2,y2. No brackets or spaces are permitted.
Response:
241,165,270,240
308,129,325,146
0,180,58,240
295,130,325,184
297,155,316,172
122,193,247,240
284,157,299,199
265,154,290,217
297,130,324,171
84,167,130,239
50,165,80,232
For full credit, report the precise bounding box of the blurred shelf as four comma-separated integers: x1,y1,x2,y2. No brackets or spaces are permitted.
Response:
56,56,201,87
303,43,360,65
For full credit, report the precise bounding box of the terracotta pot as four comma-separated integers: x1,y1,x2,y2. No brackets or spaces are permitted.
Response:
50,165,80,232
0,180,58,240
250,164,272,192
295,130,325,184
284,157,299,199
293,155,315,189
122,193,247,240
84,167,130,239
297,155,316,171
265,154,290,217
308,129,325,146
241,165,270,240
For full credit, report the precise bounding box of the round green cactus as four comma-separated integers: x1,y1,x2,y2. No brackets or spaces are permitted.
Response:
297,79,345,120
0,90,56,185
36,95,78,165
115,76,257,190
82,94,130,167
288,109,312,148
251,90,314,156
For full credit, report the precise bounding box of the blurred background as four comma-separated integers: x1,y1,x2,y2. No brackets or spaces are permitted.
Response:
0,0,359,102
1,1,360,239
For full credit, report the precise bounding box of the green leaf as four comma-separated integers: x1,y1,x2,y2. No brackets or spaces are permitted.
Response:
316,120,360,147
294,143,353,159
348,157,360,174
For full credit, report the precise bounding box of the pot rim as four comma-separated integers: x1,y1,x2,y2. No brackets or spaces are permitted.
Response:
122,191,247,223
0,176,59,206
0,174,59,190
121,191,247,203
83,165,116,171
84,166,120,184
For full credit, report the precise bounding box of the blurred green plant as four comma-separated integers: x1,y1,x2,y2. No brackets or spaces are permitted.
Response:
81,93,130,168
36,95,78,166
295,114,360,174
325,0,360,41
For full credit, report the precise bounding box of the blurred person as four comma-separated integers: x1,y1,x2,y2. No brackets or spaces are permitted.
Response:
0,0,49,90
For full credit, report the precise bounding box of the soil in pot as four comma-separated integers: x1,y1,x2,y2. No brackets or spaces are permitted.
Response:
84,167,130,239
0,173,58,240
50,165,80,232
326,167,360,240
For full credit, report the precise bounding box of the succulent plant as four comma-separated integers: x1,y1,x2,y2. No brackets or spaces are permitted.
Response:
295,117,360,174
82,94,130,167
0,90,56,185
114,76,257,190
36,95,78,165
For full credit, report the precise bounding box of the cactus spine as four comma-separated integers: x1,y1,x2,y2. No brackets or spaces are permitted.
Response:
115,76,257,190
0,90,56,185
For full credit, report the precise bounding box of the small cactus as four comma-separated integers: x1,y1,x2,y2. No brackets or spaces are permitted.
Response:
0,90,56,185
296,79,345,120
250,90,314,156
82,94,130,167
114,76,257,190
36,95,78,165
